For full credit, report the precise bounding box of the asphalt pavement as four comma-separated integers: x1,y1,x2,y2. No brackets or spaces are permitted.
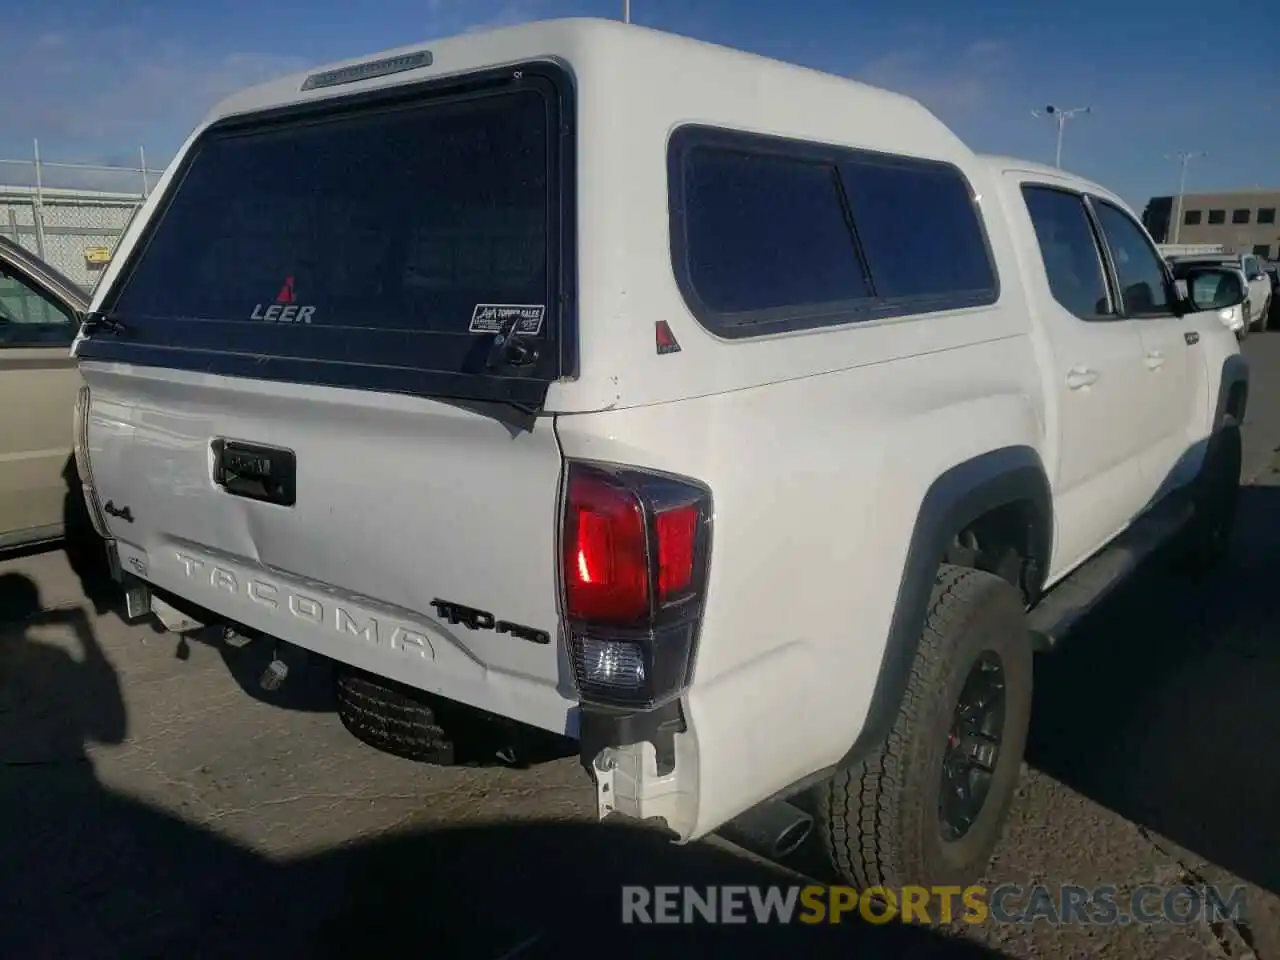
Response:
4,337,1280,959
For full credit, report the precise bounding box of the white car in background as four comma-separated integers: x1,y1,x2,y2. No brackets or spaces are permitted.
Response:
1168,253,1272,333
1168,258,1247,338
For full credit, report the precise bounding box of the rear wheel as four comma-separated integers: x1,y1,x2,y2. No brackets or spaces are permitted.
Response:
816,565,1032,888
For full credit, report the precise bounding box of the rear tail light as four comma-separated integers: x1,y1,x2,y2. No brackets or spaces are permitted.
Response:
73,384,110,538
560,461,712,709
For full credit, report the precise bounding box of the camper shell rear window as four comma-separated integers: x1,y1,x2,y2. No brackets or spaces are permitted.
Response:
81,63,576,408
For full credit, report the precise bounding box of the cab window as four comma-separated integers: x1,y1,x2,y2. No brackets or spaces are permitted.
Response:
0,263,76,346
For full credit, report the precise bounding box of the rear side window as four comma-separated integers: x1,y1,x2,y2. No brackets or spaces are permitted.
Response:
1021,186,1114,321
682,150,870,314
668,127,998,337
81,67,573,408
840,155,997,301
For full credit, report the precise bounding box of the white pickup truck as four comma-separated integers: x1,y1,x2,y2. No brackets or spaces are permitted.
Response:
71,18,1250,890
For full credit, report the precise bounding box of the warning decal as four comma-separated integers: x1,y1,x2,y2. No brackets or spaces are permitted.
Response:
469,303,545,336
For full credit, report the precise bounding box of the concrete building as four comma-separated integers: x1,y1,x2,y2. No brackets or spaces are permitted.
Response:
1143,189,1280,259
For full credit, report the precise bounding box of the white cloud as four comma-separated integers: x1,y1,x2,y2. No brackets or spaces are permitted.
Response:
0,4,543,189
426,0,540,34
464,5,538,34
853,38,1013,118
0,26,307,184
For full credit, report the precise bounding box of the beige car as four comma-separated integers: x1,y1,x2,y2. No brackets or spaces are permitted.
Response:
0,235,90,549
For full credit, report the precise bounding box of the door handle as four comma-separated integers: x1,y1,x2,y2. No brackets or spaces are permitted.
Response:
1066,366,1099,390
1145,350,1165,370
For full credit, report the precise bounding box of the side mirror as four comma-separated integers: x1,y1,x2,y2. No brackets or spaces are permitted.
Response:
1184,267,1247,312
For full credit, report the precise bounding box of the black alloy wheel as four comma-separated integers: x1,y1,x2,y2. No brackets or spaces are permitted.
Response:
939,651,1006,842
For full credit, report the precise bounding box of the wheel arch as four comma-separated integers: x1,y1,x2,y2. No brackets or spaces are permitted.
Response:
836,444,1052,770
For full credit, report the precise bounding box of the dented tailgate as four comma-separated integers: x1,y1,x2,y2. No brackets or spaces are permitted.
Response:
82,364,576,734
73,62,581,736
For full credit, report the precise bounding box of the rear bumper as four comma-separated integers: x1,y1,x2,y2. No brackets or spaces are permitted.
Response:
105,538,122,581
578,700,684,774
583,698,699,839
109,540,839,846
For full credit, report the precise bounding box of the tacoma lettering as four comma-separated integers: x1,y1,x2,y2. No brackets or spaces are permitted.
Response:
175,552,432,658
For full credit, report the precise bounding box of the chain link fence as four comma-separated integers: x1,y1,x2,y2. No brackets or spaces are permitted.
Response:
0,142,167,294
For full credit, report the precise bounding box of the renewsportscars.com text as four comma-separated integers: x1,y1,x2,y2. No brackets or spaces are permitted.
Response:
621,883,1249,926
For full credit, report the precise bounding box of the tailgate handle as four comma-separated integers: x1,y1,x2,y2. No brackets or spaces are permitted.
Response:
212,439,297,507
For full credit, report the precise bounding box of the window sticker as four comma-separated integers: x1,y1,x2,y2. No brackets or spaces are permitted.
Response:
469,303,545,335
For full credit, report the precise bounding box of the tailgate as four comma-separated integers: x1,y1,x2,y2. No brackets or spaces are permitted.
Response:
73,63,580,735
82,364,574,734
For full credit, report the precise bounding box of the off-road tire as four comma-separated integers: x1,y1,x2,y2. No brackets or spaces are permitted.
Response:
816,564,1032,889
334,665,456,763
1173,423,1241,574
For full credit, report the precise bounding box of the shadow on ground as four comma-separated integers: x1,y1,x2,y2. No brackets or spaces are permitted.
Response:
1027,480,1280,898
60,455,127,621
0,568,1010,960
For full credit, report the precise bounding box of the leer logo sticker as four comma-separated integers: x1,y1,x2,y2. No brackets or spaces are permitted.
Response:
250,275,316,324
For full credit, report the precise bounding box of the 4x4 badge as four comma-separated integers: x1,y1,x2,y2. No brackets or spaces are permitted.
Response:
103,501,134,523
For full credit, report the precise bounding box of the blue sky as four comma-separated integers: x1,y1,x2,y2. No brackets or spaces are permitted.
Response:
1,0,1276,208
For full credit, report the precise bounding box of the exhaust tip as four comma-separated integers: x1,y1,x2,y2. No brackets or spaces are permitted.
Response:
719,798,814,862
771,814,814,859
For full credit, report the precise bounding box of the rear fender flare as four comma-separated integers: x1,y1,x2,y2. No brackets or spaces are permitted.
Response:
838,445,1052,769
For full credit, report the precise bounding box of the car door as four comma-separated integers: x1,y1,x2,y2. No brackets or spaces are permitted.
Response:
1087,197,1203,501
1242,255,1270,318
1014,180,1150,573
0,252,83,545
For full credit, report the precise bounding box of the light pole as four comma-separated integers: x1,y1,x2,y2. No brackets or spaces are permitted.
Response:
1166,151,1206,245
1031,104,1091,169
623,0,630,22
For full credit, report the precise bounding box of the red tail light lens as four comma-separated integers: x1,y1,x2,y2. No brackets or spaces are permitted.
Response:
656,504,698,600
564,471,649,622
560,460,713,709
